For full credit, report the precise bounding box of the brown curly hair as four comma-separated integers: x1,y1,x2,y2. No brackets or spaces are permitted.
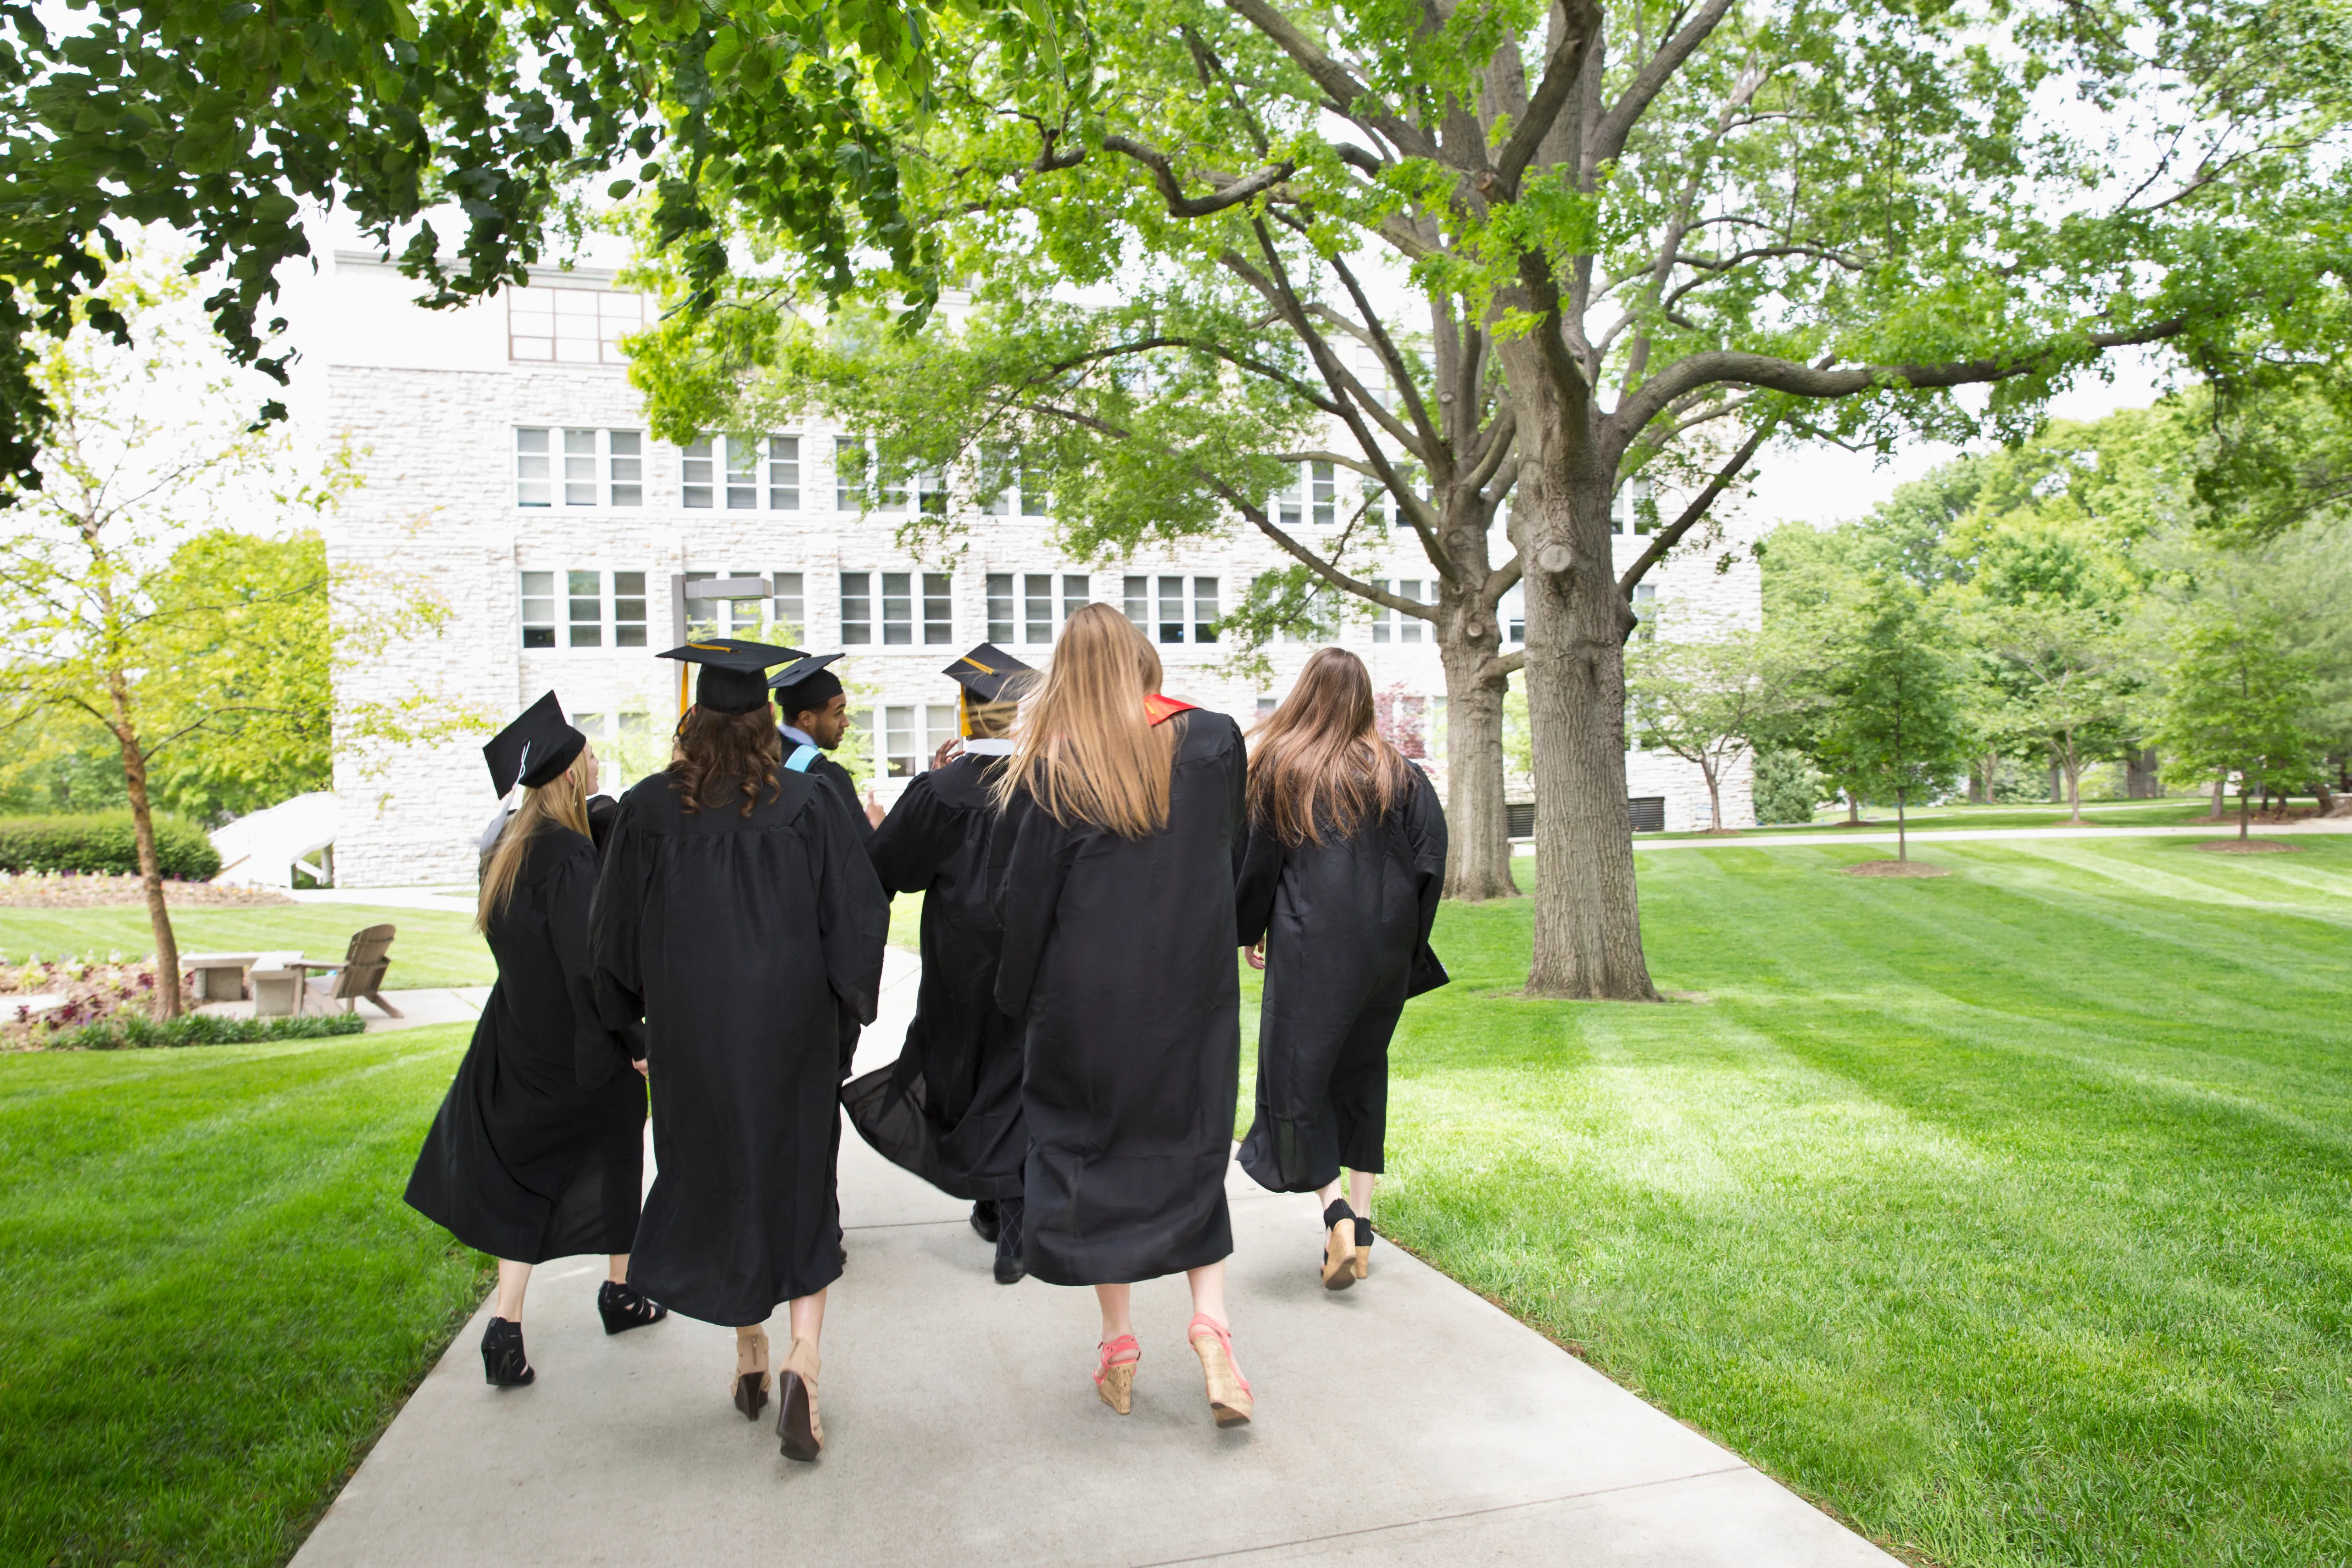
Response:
670,705,781,817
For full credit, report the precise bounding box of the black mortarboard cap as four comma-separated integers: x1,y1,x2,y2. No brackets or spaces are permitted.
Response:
483,691,586,796
767,653,847,712
942,643,1034,703
659,637,805,715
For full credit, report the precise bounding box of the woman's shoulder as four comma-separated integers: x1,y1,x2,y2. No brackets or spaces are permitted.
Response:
1173,706,1243,762
619,768,822,835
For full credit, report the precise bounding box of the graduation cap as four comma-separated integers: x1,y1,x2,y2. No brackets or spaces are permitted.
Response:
483,691,586,796
943,643,1034,704
659,637,805,716
767,652,847,717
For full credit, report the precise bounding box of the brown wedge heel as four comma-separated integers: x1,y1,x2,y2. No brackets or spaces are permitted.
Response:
1187,1314,1253,1427
1093,1334,1141,1415
776,1339,823,1461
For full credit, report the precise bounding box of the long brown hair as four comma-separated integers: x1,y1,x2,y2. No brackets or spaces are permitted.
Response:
995,602,1175,837
477,752,594,932
1247,647,1411,845
670,704,782,817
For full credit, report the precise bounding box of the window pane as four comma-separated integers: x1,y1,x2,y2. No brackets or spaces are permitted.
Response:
1274,467,1301,528
613,571,646,647
840,571,872,645
1020,461,1048,516
567,569,602,647
1157,575,1185,644
1503,582,1526,644
1361,479,1386,525
1061,574,1088,625
680,570,718,638
608,430,642,507
682,439,713,509
986,573,1014,643
836,436,863,510
768,435,799,510
1372,578,1391,643
730,573,763,634
1123,576,1148,631
881,571,912,644
724,435,758,509
916,472,947,517
1399,579,1423,644
1193,576,1219,645
516,429,550,507
772,571,803,637
922,572,952,645
925,704,958,768
1257,696,1278,719
1023,573,1053,645
1311,462,1334,527
520,571,555,648
507,293,555,362
564,429,596,505
885,705,917,778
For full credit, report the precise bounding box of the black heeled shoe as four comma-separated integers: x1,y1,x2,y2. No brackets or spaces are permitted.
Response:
598,1280,668,1335
970,1199,1000,1243
992,1197,1026,1285
480,1317,534,1386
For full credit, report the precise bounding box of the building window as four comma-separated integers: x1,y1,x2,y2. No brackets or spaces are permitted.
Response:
1362,478,1387,526
923,572,952,645
915,471,948,517
1193,577,1220,644
836,437,864,510
880,572,912,644
683,440,714,509
769,436,800,510
1022,461,1049,517
884,706,920,778
1156,576,1185,644
1355,344,1389,408
986,573,1014,642
516,429,551,506
1023,574,1053,645
1062,573,1089,624
925,704,958,767
772,572,804,637
1611,480,1654,536
1257,696,1278,720
1123,576,1149,632
1502,582,1525,645
520,572,555,647
561,430,595,506
1633,582,1658,639
841,572,873,645
1311,462,1335,527
729,572,765,635
726,437,758,509
568,570,602,646
609,432,642,507
506,287,646,365
1273,467,1302,528
1369,579,1428,644
614,572,647,647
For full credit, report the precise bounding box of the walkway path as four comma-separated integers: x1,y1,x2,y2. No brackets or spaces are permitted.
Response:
1614,818,2352,853
291,951,1894,1568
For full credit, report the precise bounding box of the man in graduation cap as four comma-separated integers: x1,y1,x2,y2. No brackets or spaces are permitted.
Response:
590,638,887,1461
769,654,881,849
841,644,1036,1283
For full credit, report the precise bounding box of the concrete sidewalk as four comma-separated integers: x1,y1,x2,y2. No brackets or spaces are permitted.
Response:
1612,818,2352,852
291,951,1894,1568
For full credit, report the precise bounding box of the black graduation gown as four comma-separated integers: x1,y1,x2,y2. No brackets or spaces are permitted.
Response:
1235,766,1449,1193
406,824,647,1262
783,736,874,1071
841,754,1025,1201
589,767,888,1325
993,711,1248,1286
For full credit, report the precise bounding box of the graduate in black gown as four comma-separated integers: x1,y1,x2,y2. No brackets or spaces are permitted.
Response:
1234,648,1449,1291
590,639,888,1462
406,692,664,1388
991,605,1254,1425
842,644,1033,1283
772,652,879,847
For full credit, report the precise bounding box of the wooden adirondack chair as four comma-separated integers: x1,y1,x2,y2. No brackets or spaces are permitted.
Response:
282,924,401,1018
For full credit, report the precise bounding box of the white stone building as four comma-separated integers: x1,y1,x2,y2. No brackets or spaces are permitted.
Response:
316,253,1758,888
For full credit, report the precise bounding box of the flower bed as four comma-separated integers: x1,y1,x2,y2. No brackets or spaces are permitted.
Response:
2,958,185,1048
0,870,291,908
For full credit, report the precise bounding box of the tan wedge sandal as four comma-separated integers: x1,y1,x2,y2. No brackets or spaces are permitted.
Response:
1188,1314,1253,1427
776,1338,823,1461
1093,1334,1141,1415
1353,1217,1373,1280
1320,1199,1357,1291
732,1329,771,1420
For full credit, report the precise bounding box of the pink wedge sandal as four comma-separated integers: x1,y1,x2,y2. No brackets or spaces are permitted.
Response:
1093,1334,1142,1415
1187,1314,1253,1427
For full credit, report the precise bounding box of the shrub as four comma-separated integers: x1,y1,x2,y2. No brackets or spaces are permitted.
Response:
1751,751,1822,825
55,1011,367,1050
0,814,221,879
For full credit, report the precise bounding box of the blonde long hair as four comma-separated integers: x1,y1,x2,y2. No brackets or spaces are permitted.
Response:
477,753,594,932
1247,648,1410,845
995,602,1176,837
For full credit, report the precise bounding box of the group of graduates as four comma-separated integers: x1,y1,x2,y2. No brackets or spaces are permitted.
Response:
405,602,1448,1462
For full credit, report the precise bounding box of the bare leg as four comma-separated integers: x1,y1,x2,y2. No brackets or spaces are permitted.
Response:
1315,1177,1345,1209
1096,1282,1135,1340
1349,1170,1374,1220
495,1258,531,1320
787,1288,827,1354
607,1253,629,1283
1185,1260,1228,1328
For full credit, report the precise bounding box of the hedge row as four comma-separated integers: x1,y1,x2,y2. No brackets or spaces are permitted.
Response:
58,1011,368,1051
0,814,222,880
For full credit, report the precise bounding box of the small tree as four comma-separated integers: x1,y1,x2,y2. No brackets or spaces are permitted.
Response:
1625,628,1802,832
1816,580,1972,862
2158,612,2321,841
0,260,350,1015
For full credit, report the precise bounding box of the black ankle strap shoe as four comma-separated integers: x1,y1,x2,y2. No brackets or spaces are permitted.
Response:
597,1280,669,1336
480,1316,535,1385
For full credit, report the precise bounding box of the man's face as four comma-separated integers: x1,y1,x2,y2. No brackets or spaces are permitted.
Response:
790,692,852,750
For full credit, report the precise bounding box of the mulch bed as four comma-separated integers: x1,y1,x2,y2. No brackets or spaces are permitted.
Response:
2195,840,2299,854
0,872,291,909
1845,860,1951,878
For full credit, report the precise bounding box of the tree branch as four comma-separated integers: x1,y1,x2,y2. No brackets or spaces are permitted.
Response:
1586,0,1739,178
1616,417,1775,595
1099,135,1295,217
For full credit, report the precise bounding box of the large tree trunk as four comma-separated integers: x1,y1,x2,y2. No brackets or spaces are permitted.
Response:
107,670,183,1021
1502,363,1657,1001
1438,628,1517,899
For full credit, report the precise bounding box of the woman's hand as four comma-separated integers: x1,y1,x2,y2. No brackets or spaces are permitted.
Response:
1244,941,1266,971
632,1058,648,1079
931,735,964,770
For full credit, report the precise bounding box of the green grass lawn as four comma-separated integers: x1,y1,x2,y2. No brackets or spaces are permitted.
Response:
0,905,493,988
1635,796,2252,839
0,1026,489,1568
1373,836,2351,1566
